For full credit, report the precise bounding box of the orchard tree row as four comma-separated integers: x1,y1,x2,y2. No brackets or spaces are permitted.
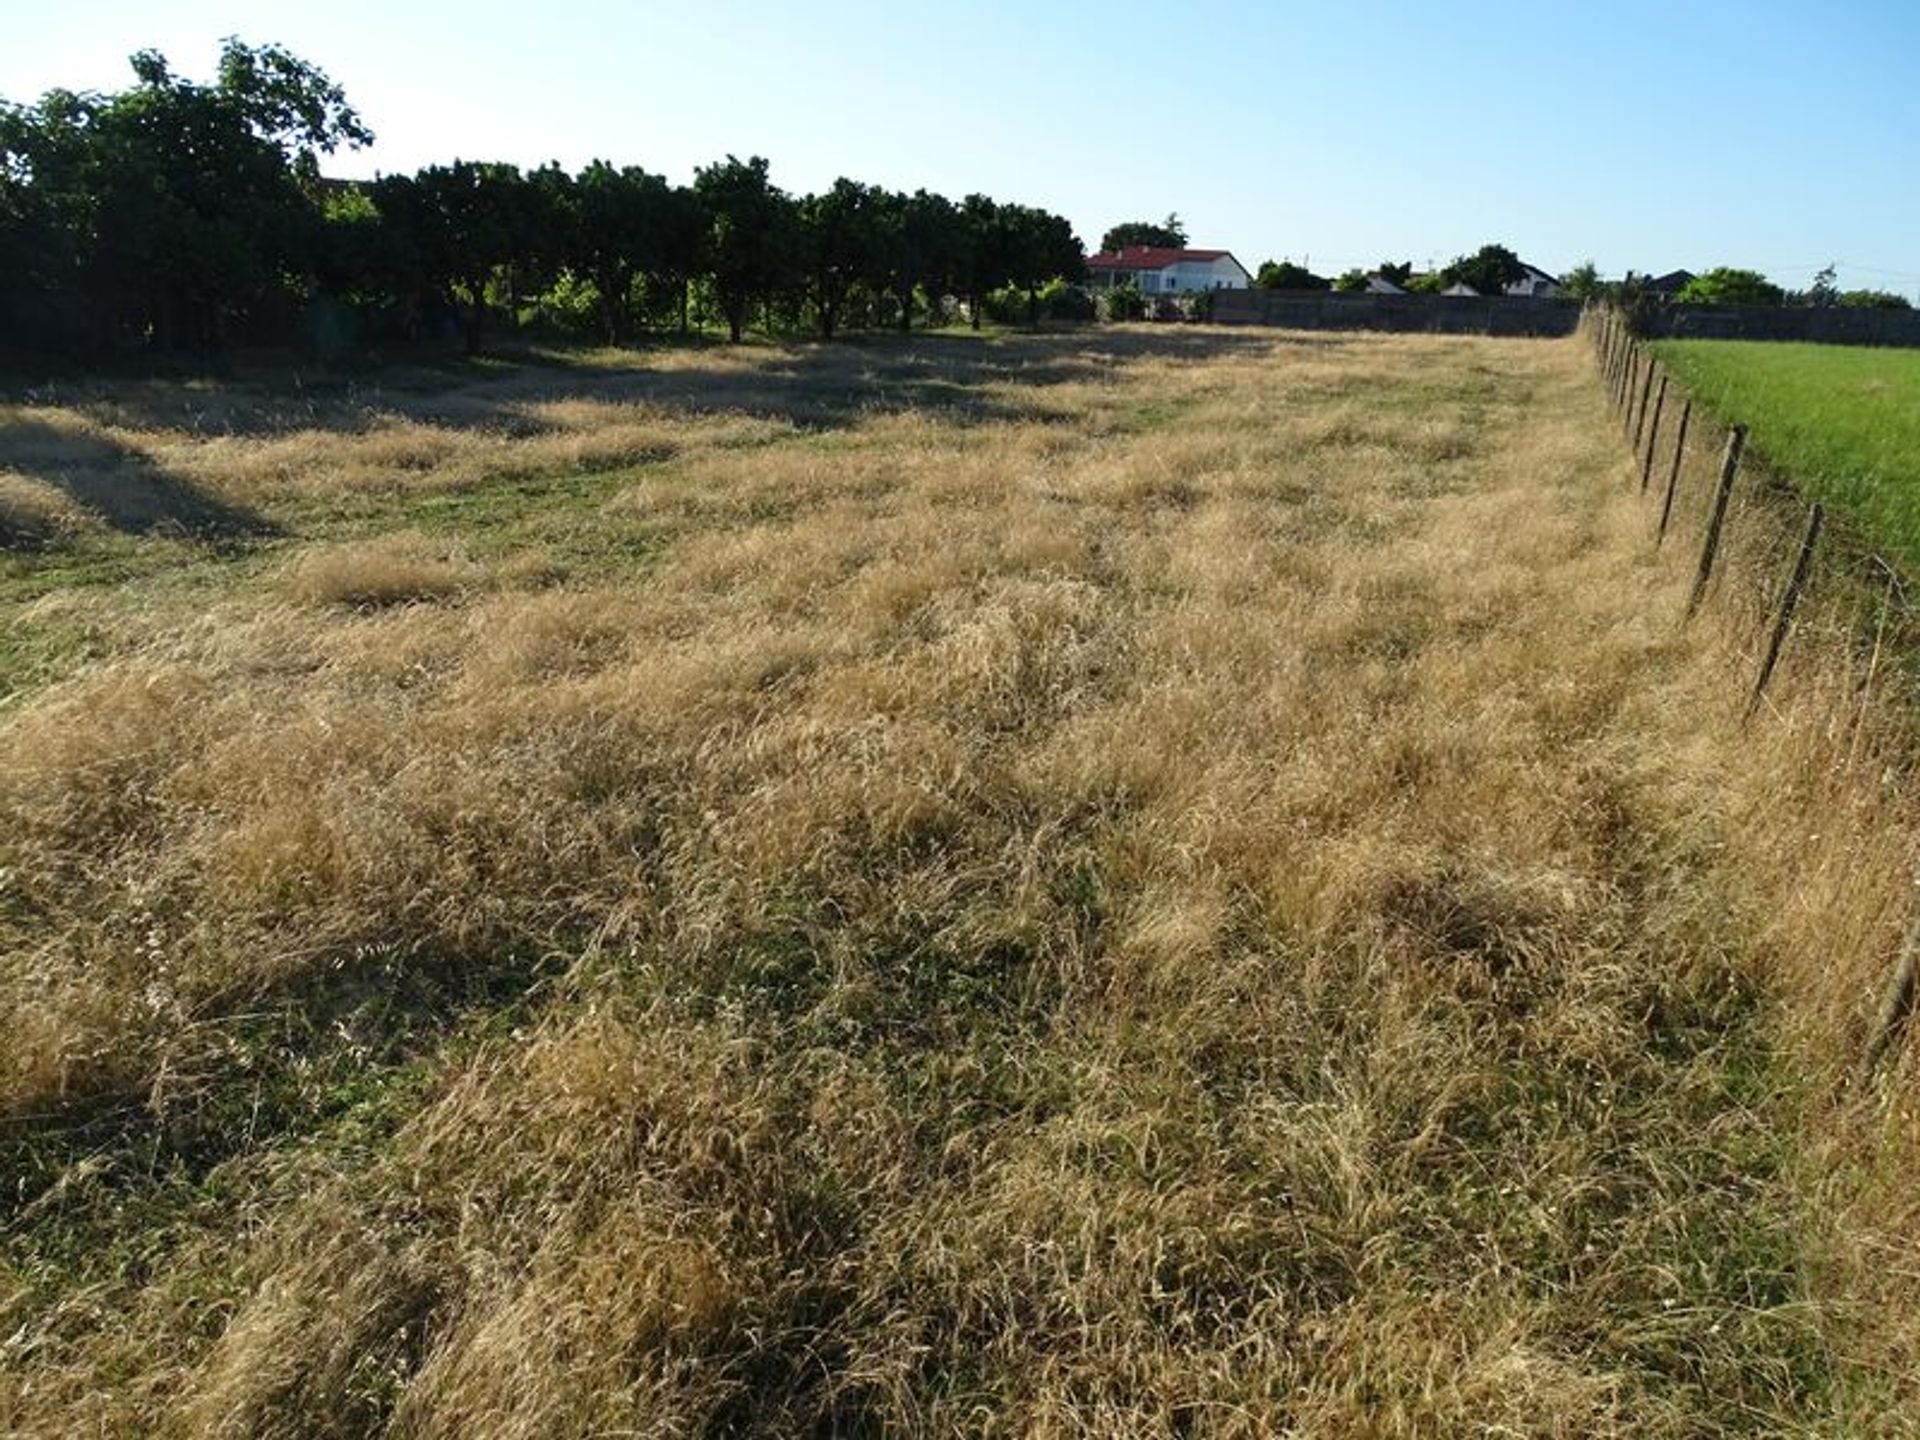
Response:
0,41,1086,358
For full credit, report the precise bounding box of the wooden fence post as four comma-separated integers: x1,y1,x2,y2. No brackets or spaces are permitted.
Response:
1634,364,1661,456
1864,915,1920,1077
1619,346,1639,425
1746,503,1824,718
1639,376,1669,491
1687,424,1747,616
1657,398,1694,547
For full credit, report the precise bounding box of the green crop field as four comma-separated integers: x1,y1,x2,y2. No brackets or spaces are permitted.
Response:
1651,339,1920,570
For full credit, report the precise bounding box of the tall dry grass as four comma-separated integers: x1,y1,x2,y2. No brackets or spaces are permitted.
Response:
3,328,1918,1435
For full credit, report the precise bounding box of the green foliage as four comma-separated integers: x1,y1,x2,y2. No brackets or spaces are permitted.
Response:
1673,268,1784,307
950,196,1083,330
1841,289,1912,310
1560,261,1603,301
1802,263,1840,307
1254,260,1329,291
535,270,606,335
1374,260,1414,288
570,162,647,342
0,40,1084,358
1,39,372,353
1101,281,1147,321
694,155,796,343
799,177,887,339
1406,272,1444,295
1440,243,1525,298
1039,277,1095,322
875,189,958,334
1176,289,1215,321
1099,213,1184,253
1333,269,1369,293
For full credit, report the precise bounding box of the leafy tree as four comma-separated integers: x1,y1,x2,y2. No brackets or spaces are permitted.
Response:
694,155,794,342
876,188,958,333
646,184,708,335
798,177,886,339
210,39,371,173
1333,269,1369,293
1841,289,1912,310
314,181,396,307
1002,204,1084,326
1,40,371,352
505,162,575,322
571,161,668,343
1559,260,1603,301
1673,267,1783,306
1254,260,1329,291
1099,212,1185,253
1375,261,1414,288
956,193,1007,332
381,161,525,351
1440,244,1525,297
1803,263,1840,307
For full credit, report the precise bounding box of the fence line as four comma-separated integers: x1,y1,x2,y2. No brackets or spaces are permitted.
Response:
1585,304,1920,1072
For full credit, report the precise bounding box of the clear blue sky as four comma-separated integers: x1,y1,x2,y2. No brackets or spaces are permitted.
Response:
7,0,1918,295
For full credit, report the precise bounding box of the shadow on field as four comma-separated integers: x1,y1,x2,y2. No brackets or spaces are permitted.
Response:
42,326,1320,444
0,418,279,542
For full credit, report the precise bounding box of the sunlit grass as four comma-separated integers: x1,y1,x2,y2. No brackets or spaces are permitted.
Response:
1652,339,1920,569
2,329,1918,1434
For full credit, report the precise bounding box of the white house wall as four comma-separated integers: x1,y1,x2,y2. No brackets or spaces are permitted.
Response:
1164,259,1249,292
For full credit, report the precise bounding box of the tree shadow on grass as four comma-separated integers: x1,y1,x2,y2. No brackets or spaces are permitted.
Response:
35,326,1324,444
0,418,279,544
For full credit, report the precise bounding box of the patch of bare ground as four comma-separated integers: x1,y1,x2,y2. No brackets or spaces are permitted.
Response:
2,328,1916,1435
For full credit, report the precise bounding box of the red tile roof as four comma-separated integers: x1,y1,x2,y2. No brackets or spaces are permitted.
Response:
1086,246,1232,271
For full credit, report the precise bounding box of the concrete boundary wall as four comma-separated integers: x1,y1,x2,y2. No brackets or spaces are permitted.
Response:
1634,304,1920,347
1210,290,1582,337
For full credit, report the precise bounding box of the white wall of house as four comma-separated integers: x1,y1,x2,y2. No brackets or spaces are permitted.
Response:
1504,269,1562,298
1087,254,1249,293
1161,257,1251,292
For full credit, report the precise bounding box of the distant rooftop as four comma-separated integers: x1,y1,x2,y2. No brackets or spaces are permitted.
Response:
1087,246,1233,270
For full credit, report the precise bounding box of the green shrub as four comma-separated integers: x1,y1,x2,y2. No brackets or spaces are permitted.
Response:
1041,278,1095,322
1177,289,1215,321
1674,268,1784,307
1100,282,1146,321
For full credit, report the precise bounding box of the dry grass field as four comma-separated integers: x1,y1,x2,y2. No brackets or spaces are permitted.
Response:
4,327,1919,1436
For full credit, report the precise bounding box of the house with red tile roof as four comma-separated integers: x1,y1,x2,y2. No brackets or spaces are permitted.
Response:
1084,246,1252,295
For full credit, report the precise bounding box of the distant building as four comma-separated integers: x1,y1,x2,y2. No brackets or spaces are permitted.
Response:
1641,269,1696,295
1441,280,1481,297
1362,274,1406,294
1084,246,1253,295
1504,262,1562,298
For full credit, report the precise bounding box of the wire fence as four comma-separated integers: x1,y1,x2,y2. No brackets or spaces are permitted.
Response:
1589,306,1920,1073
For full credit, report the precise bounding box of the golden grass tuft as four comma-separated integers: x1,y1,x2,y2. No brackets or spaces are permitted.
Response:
280,530,471,608
0,471,89,549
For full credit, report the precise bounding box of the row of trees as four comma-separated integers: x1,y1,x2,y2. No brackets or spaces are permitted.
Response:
1557,262,1911,309
0,41,1086,358
1248,250,1914,310
1250,245,1530,297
